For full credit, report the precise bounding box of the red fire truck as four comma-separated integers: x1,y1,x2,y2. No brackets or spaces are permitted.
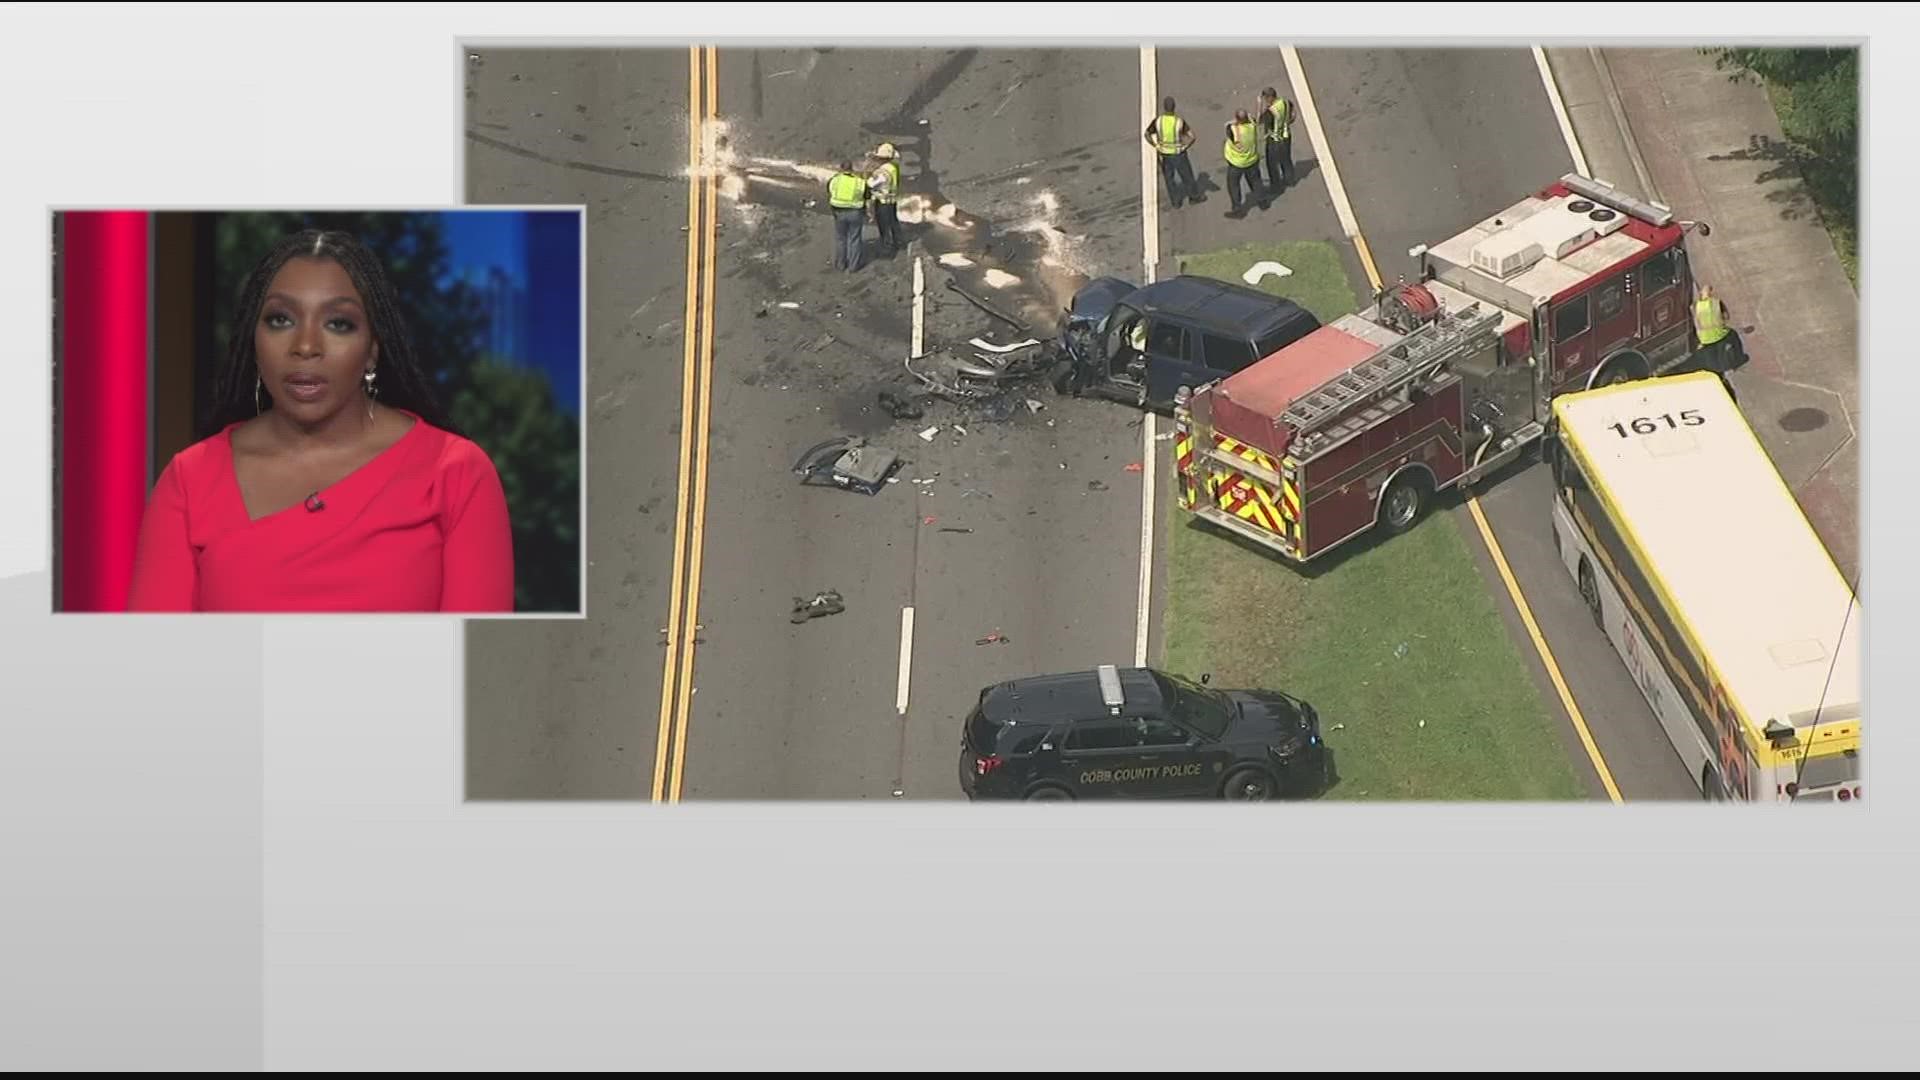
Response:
1172,173,1719,563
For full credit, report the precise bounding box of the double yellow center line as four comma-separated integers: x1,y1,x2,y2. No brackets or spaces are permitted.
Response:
653,46,719,803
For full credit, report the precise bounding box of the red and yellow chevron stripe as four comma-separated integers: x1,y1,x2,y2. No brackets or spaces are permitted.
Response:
1213,434,1277,475
1174,426,1196,509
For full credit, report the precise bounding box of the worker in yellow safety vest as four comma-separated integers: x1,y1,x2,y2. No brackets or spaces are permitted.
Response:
868,143,904,257
1258,87,1297,195
827,160,870,273
1143,95,1203,209
1222,109,1268,218
1692,283,1745,373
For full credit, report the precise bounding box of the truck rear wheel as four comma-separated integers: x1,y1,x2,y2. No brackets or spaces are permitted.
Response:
1380,472,1430,534
1578,558,1602,627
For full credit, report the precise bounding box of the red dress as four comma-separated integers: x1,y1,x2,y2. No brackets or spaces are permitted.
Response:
126,413,516,613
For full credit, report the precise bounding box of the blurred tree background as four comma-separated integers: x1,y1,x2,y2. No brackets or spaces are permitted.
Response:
207,211,581,614
1707,47,1859,286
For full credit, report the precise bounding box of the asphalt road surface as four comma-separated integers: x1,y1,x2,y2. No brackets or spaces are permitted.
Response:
462,50,691,799
681,47,1153,800
461,44,1702,803
463,47,1152,799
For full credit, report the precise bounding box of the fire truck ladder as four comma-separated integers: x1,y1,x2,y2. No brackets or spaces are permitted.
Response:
1285,302,1506,450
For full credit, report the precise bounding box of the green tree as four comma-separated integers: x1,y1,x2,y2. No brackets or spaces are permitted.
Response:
209,211,581,613
1707,47,1859,282
448,359,582,614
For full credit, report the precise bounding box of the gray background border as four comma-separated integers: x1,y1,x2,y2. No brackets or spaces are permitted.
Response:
2,4,1911,1071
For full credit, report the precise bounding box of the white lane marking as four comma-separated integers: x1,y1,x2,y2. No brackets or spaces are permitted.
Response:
1280,46,1360,240
911,254,925,359
896,606,915,716
1139,45,1160,284
1533,46,1592,177
1135,45,1160,670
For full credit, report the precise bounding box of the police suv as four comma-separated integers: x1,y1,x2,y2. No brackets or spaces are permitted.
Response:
958,665,1328,801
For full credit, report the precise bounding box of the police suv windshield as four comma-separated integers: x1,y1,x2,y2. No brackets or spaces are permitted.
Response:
1154,673,1235,739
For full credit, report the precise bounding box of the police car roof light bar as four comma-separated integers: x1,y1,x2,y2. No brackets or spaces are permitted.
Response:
1096,665,1126,713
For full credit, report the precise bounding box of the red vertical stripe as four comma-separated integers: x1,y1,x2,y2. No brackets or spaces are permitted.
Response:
60,211,150,613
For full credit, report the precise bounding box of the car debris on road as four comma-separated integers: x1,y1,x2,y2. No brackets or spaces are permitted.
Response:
791,589,846,624
791,436,903,495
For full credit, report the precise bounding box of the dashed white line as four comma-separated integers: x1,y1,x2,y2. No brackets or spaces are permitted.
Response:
1138,46,1160,284
896,606,915,716
911,253,925,359
1134,46,1159,669
1533,46,1592,178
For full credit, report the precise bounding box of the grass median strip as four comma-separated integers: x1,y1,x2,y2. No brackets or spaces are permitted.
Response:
1162,241,1585,801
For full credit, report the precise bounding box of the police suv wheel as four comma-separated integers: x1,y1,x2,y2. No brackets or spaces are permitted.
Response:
1026,785,1073,801
1222,767,1275,801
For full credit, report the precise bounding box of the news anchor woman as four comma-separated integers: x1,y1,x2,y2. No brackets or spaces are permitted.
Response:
127,230,516,612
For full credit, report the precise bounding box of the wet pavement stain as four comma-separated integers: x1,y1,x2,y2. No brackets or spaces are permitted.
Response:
1779,407,1829,433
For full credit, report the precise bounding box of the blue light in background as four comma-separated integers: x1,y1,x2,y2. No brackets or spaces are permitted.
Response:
436,210,581,418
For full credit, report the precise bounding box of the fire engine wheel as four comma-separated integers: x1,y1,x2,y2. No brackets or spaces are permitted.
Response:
1222,767,1276,801
1594,355,1649,388
1379,473,1430,534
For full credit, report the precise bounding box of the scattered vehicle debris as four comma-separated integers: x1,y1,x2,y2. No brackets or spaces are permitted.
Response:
919,425,941,442
970,337,1040,354
877,391,925,420
944,277,1028,333
791,436,903,496
1241,260,1293,285
939,526,974,534
975,630,1011,646
904,338,1057,403
791,589,845,624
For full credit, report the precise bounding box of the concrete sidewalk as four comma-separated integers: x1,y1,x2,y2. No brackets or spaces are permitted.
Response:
1547,47,1861,585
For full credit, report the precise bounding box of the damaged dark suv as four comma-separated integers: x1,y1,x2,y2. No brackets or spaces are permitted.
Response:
959,664,1330,801
1052,274,1322,413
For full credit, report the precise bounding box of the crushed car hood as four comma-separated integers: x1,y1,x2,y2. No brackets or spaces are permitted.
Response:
1067,277,1136,328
